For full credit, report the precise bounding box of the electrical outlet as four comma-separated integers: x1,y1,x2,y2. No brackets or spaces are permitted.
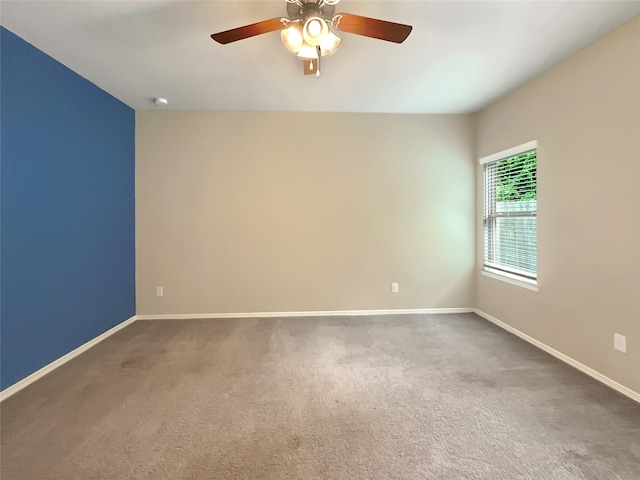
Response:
156,286,164,297
391,283,399,293
614,333,626,353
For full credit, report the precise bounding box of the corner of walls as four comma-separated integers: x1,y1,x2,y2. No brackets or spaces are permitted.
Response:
469,112,480,310
0,27,136,390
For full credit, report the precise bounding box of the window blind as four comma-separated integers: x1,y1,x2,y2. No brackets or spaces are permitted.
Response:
483,149,537,280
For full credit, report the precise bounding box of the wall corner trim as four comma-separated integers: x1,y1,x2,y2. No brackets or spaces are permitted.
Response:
135,308,475,321
0,315,138,402
473,309,640,404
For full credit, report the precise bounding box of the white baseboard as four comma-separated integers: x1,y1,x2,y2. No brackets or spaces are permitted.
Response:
0,315,137,402
473,309,640,404
136,308,474,321
10,308,635,405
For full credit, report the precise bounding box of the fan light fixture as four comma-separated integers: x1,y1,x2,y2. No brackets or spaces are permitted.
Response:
282,18,341,60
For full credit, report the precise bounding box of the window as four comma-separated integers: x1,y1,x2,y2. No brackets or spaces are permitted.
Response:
481,141,537,285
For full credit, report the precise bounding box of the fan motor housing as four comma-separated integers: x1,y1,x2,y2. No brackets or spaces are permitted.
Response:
287,0,335,22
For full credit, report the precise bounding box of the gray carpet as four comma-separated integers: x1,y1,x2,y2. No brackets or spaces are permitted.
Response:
2,313,639,479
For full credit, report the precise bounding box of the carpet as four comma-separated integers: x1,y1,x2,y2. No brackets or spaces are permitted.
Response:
2,313,639,479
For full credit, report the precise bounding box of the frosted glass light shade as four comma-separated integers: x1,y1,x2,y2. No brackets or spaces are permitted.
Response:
281,22,303,53
303,17,328,46
319,30,341,57
296,42,319,59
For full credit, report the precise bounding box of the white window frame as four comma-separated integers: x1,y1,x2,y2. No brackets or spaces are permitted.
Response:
479,141,538,291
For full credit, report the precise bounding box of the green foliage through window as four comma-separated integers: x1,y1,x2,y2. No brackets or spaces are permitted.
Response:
495,150,536,202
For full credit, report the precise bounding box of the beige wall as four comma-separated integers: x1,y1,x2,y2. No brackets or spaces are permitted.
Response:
476,17,640,393
136,112,476,315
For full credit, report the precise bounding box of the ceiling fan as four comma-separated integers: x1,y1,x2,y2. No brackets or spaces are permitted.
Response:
210,0,412,78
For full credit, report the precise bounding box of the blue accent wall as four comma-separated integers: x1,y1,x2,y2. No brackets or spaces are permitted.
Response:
0,27,135,390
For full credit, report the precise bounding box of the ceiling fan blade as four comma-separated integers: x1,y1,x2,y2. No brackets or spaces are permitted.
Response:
211,18,287,44
332,13,412,43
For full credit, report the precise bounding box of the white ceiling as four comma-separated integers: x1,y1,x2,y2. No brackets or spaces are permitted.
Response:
2,1,639,113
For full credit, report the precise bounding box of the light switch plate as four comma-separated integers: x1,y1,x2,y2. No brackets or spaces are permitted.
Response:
614,333,626,353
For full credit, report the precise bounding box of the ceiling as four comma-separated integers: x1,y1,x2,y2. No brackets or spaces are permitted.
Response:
2,1,639,113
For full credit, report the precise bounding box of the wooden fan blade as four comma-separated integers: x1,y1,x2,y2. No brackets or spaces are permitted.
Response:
332,13,412,43
211,18,287,44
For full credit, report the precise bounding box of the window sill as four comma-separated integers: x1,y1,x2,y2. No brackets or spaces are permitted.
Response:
481,268,539,292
